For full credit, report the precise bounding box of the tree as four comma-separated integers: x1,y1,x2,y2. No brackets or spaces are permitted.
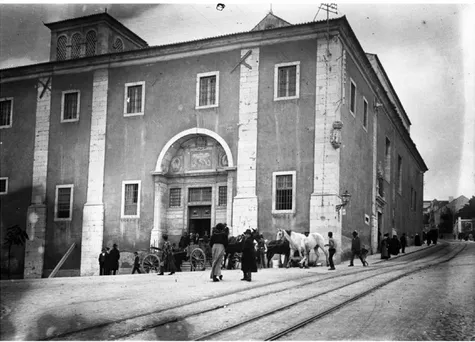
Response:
3,225,29,279
456,196,475,219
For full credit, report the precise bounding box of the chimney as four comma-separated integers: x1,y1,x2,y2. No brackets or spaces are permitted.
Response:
449,196,454,202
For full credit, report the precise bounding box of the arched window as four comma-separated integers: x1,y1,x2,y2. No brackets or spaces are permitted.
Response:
85,30,97,56
112,37,124,52
71,33,82,59
57,36,67,60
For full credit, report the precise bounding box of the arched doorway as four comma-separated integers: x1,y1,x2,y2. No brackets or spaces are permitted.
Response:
151,128,235,246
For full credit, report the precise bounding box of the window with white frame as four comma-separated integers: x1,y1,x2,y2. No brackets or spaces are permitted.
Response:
218,186,227,206
0,177,8,195
0,98,13,128
274,62,300,100
169,188,181,208
55,185,73,220
350,79,356,116
196,71,219,108
124,82,145,116
363,97,368,129
272,171,296,213
122,181,141,218
61,90,80,122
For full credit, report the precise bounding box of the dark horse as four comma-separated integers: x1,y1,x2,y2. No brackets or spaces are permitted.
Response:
266,239,290,268
223,228,259,269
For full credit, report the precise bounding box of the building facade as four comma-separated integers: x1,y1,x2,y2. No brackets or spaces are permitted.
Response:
0,12,428,278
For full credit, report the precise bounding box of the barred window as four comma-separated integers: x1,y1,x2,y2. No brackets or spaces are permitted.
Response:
57,36,67,60
276,175,293,210
189,187,212,202
124,82,145,115
350,80,357,115
218,186,227,206
199,76,216,106
71,33,82,59
85,30,97,56
196,72,219,108
0,98,13,128
123,182,140,217
363,97,368,129
274,62,300,100
55,185,73,220
113,37,124,52
169,188,181,207
0,177,8,195
61,91,79,122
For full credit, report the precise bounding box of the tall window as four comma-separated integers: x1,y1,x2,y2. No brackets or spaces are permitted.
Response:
124,82,145,116
350,79,356,115
410,187,414,210
218,186,227,206
85,30,97,56
363,97,368,129
274,62,300,100
196,71,219,108
169,188,181,207
385,137,391,182
61,91,80,122
272,171,296,213
57,36,67,60
0,177,8,195
397,155,403,194
55,185,73,220
122,181,141,218
71,33,82,59
0,98,13,128
188,187,212,202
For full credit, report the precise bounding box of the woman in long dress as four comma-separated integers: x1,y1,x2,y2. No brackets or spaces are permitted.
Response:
241,229,258,281
209,223,228,282
381,233,390,260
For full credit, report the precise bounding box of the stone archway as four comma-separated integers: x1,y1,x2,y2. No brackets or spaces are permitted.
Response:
151,128,235,246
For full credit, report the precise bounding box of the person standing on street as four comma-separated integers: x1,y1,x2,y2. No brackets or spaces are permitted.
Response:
400,233,407,253
109,244,120,275
98,248,107,275
257,234,267,269
381,233,390,260
132,252,142,274
158,234,176,275
209,223,228,282
241,229,258,281
324,232,337,270
349,231,365,267
390,235,401,256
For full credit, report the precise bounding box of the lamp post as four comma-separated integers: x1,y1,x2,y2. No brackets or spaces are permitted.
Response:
335,190,351,211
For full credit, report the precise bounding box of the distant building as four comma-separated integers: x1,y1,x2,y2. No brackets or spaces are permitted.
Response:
427,196,470,229
0,12,427,278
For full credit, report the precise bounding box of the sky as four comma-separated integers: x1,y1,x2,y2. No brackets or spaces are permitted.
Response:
0,1,474,201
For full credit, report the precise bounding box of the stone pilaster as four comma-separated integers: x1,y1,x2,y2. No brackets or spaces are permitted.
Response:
226,169,236,230
232,48,260,236
24,76,52,279
151,175,168,247
371,104,379,253
310,37,344,262
80,69,108,276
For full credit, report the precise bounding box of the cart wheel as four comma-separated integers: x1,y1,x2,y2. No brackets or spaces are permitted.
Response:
142,254,160,273
190,248,206,271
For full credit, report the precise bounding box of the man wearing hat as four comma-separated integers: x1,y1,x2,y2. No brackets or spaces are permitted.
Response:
109,243,121,275
241,229,258,281
349,231,365,267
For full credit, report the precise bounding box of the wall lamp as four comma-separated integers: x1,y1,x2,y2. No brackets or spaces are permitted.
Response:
216,3,225,11
335,190,351,211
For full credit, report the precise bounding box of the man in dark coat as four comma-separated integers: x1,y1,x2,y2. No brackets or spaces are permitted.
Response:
400,233,407,253
109,244,120,275
381,233,390,259
241,229,257,281
390,235,401,255
132,252,142,274
414,233,421,246
104,247,111,275
178,232,190,250
349,231,365,267
98,248,107,275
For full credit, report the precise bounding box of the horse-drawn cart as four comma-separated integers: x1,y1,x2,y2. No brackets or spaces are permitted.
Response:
141,242,210,273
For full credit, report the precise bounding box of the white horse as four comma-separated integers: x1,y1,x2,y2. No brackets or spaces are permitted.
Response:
277,229,329,268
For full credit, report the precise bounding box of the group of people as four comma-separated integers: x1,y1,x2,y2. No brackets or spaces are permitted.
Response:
98,243,121,275
380,233,407,260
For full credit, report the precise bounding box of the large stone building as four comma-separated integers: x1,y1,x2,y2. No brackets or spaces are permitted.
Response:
0,11,427,278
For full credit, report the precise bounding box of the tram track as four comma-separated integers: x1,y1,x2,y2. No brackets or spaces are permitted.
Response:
44,243,455,341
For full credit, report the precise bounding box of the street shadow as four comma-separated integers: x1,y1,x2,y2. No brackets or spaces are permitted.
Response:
0,280,31,341
152,316,194,341
24,312,90,340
